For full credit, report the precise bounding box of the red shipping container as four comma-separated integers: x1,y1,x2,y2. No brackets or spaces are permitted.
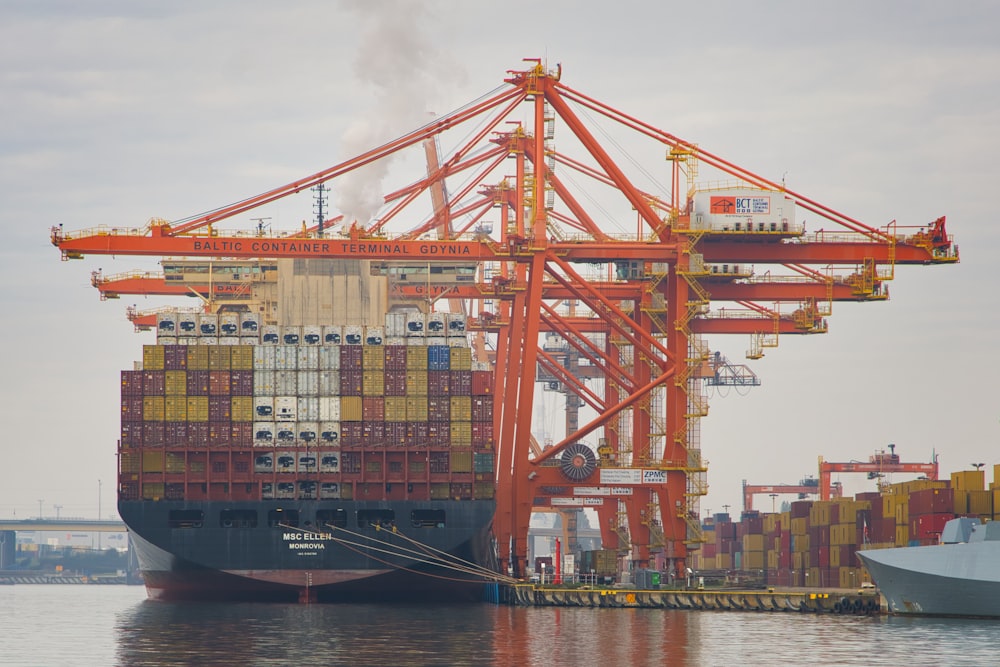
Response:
209,370,231,395
450,370,472,396
208,422,230,447
909,488,954,516
384,370,408,396
164,345,188,370
471,371,493,395
386,422,408,447
427,371,451,396
187,423,210,447
362,397,385,422
817,546,829,569
340,346,363,370
187,370,210,396
165,422,188,447
471,396,493,422
911,512,953,540
428,421,451,443
702,543,717,558
407,421,430,447
120,422,143,447
230,370,253,396
742,514,763,534
361,421,386,447
472,421,494,447
790,500,811,519
428,396,450,421
208,396,232,421
230,422,253,447
121,396,144,422
341,422,363,446
121,370,144,396
142,422,165,446
340,370,363,396
143,370,165,395
385,345,407,370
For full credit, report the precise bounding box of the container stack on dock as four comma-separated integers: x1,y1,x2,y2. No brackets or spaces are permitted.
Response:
119,310,495,507
692,468,1000,588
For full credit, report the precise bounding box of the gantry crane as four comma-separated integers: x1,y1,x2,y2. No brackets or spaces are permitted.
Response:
50,59,957,580
818,444,939,500
742,478,842,512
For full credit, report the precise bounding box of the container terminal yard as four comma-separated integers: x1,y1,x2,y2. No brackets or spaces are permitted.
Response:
47,60,962,606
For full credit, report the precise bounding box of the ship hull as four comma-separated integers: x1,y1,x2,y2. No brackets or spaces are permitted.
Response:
857,542,1000,618
121,499,497,602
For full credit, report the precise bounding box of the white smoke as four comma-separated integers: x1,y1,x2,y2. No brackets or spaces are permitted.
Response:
335,0,442,228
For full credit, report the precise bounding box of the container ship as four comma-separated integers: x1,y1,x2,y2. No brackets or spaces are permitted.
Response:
118,260,500,602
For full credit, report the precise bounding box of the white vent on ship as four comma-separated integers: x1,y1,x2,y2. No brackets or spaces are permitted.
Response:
560,443,597,481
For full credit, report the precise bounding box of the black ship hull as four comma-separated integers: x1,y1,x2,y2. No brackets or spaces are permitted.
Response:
120,499,497,602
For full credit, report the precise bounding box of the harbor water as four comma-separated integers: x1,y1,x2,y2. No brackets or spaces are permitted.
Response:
2,585,999,666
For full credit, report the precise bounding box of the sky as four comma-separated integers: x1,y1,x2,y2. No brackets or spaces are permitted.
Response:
2,1,999,526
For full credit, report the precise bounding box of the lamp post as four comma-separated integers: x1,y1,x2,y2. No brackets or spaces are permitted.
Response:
54,504,62,520
769,494,778,513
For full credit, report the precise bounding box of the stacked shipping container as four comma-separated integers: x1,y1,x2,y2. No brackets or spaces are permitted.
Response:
690,473,1000,588
120,311,496,506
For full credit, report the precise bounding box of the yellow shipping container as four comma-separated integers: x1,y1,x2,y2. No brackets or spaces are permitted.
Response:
187,346,210,370
165,452,185,474
763,513,780,534
406,370,428,395
699,555,717,570
340,396,363,422
742,534,765,552
969,489,993,516
384,397,408,422
809,502,832,526
142,450,164,473
142,483,165,500
409,460,426,475
142,345,165,370
208,346,231,370
742,551,765,570
953,489,970,515
791,552,803,571
895,524,910,547
830,523,855,546
406,396,428,421
473,482,494,499
121,451,140,473
450,396,472,421
894,502,909,525
450,422,472,447
430,483,451,500
165,370,187,396
790,517,808,536
452,450,473,473
792,534,810,553
839,567,860,589
165,396,187,421
231,396,254,422
952,470,985,492
230,345,254,370
994,464,1000,489
143,396,165,421
449,347,472,370
406,347,429,369
186,396,209,422
362,346,385,370
779,512,790,531
717,554,732,570
340,483,353,500
767,551,779,569
362,371,385,396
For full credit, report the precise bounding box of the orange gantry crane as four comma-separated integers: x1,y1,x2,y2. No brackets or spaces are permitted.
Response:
818,444,939,500
742,478,842,512
50,60,957,580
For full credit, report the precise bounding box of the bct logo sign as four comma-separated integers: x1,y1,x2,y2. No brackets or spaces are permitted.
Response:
642,470,667,484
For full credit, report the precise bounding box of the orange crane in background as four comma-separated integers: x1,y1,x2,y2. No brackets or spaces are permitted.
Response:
742,478,842,512
50,59,957,580
819,444,939,500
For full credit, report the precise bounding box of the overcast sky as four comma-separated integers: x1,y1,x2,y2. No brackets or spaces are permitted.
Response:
2,1,998,525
